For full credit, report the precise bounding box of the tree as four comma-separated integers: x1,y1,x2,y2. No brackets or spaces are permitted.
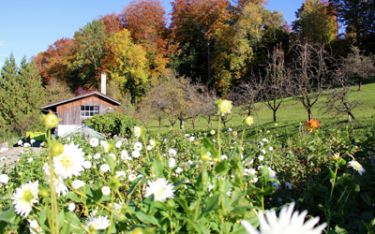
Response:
293,0,338,44
341,47,375,91
104,29,150,104
0,56,45,135
263,45,290,122
44,79,74,104
122,0,169,80
71,20,107,89
291,43,332,120
329,0,375,51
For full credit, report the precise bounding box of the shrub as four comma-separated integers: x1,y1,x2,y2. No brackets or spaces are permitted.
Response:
83,112,138,137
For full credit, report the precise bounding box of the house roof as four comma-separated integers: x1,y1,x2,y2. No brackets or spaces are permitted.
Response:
41,91,121,110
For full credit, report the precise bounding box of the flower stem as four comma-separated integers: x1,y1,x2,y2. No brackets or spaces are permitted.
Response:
47,130,59,234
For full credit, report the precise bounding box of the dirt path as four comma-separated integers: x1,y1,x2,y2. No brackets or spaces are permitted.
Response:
0,147,44,168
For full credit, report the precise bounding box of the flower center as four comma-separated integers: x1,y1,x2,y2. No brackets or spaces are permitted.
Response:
60,155,73,169
22,189,34,203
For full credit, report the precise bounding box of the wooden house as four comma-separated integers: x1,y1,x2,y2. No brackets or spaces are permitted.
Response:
41,73,121,136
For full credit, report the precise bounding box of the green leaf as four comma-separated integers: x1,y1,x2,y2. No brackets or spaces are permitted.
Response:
135,211,160,226
203,193,220,214
151,159,164,177
0,208,16,224
215,160,229,174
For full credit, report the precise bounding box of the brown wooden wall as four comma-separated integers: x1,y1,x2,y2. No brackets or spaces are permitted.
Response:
56,96,117,125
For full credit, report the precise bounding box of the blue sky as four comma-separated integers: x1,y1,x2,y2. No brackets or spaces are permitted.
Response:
0,0,304,67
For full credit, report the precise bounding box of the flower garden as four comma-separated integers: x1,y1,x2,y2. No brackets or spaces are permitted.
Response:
0,101,374,234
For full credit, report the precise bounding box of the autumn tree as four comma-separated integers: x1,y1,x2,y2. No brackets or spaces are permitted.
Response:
293,0,338,44
104,29,150,104
101,14,123,34
122,0,169,80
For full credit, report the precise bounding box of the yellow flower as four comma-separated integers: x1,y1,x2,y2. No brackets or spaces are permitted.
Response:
43,111,59,129
305,118,320,132
216,99,233,115
50,142,64,157
244,116,254,126
332,153,340,161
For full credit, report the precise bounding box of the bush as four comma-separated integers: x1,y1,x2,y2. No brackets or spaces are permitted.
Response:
83,112,138,137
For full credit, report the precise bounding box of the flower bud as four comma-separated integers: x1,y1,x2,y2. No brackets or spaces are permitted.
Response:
50,142,64,156
200,152,211,161
244,116,254,126
43,112,59,129
215,99,233,115
131,228,144,234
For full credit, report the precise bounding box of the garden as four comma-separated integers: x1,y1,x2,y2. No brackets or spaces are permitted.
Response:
0,101,374,234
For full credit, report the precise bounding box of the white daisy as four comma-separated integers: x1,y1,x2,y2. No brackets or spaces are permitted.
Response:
133,142,143,151
72,180,85,190
132,150,140,158
54,143,85,179
55,178,68,196
83,161,92,169
146,145,153,151
89,138,99,147
121,150,132,161
175,167,183,174
128,173,137,182
101,186,111,196
244,168,256,176
133,126,142,138
100,164,110,173
168,148,177,157
348,160,365,175
168,158,177,169
12,181,39,217
100,141,110,152
0,174,9,184
116,171,126,181
144,178,174,202
115,141,122,149
149,139,156,147
241,202,326,234
93,153,101,160
258,155,264,161
68,202,76,212
28,219,44,234
87,215,111,231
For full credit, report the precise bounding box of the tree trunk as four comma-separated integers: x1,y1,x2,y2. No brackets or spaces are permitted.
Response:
207,115,212,128
348,111,355,122
273,109,277,122
307,108,312,120
358,81,362,91
179,118,184,129
158,117,162,129
192,118,196,130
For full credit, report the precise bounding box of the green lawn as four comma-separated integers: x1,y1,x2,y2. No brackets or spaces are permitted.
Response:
146,82,375,132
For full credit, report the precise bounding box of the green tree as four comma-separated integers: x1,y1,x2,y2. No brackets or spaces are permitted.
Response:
0,56,45,135
293,0,338,44
71,20,107,89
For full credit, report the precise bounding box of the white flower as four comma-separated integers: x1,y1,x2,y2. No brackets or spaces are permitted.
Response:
269,146,274,152
131,150,140,158
55,178,68,196
101,186,111,196
133,142,143,151
133,126,142,138
221,154,228,160
54,143,85,179
72,180,85,189
262,138,269,143
149,139,156,147
251,177,258,183
68,202,76,212
244,168,256,176
260,149,266,155
0,174,9,184
188,136,195,142
268,167,277,178
348,160,365,175
28,157,33,163
116,171,126,181
175,167,183,174
128,173,137,182
12,181,39,217
258,155,264,161
241,202,326,234
89,138,99,147
28,219,43,234
100,164,110,173
87,216,111,231
83,161,92,169
168,158,177,169
210,130,216,135
93,153,101,160
115,141,122,149
100,141,110,152
121,150,132,161
168,148,177,157
144,178,174,202
146,145,153,151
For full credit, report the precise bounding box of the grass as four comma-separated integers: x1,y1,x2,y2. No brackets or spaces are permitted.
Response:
146,82,375,133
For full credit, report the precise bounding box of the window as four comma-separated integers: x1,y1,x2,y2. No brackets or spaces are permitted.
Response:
81,105,99,117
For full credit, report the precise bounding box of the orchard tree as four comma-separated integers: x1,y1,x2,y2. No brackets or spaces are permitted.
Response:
291,43,332,120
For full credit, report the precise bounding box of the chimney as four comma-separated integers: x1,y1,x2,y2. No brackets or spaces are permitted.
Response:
100,72,107,95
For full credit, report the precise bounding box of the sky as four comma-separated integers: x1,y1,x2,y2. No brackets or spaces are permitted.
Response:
0,0,304,67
